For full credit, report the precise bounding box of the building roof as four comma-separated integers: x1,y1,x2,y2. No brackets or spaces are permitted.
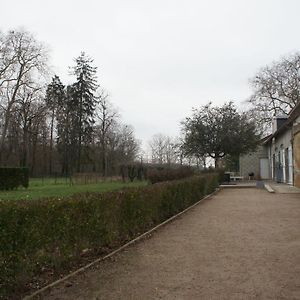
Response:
260,134,272,144
263,101,300,144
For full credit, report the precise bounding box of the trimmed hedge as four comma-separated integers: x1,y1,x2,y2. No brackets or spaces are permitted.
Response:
0,167,29,190
201,168,225,184
147,166,194,184
0,174,219,298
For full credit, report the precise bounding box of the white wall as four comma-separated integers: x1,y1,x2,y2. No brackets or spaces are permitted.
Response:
240,145,268,179
268,128,293,184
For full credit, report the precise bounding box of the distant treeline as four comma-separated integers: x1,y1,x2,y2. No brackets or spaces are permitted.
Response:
0,30,139,176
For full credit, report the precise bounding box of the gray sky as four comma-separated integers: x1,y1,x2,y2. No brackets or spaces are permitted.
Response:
2,0,300,147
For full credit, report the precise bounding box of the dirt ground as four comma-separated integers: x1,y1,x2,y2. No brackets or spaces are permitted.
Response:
39,188,300,300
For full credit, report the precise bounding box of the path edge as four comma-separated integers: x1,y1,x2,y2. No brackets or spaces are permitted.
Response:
24,188,220,300
264,183,275,193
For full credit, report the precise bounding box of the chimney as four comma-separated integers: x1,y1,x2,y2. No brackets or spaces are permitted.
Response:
272,115,288,133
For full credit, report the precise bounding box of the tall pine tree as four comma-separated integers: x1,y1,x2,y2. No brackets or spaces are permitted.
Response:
71,52,98,172
45,75,65,174
56,85,76,175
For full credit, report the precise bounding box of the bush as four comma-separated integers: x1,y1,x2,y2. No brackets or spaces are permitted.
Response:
120,164,147,182
147,166,194,184
201,168,225,184
0,168,29,190
0,173,219,298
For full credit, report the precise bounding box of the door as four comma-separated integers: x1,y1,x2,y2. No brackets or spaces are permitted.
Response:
260,158,270,179
272,154,276,180
288,146,293,184
276,151,283,182
285,148,289,183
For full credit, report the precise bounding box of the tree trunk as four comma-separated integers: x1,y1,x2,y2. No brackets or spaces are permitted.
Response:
49,110,55,175
31,132,38,176
21,124,29,168
215,157,219,169
0,102,14,164
101,142,106,177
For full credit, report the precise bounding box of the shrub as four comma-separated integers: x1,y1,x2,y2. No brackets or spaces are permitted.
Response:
201,168,225,184
147,166,194,184
120,164,147,182
0,167,29,190
0,173,219,298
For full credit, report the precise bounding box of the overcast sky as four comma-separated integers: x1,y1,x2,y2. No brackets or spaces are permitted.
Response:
2,0,300,147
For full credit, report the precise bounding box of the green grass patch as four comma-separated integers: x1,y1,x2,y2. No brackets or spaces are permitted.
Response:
0,178,147,200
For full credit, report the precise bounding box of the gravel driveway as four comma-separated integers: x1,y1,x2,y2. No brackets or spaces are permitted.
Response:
40,188,300,300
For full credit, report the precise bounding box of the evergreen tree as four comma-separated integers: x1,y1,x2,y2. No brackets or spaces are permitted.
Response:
56,85,74,176
71,52,98,172
45,75,65,174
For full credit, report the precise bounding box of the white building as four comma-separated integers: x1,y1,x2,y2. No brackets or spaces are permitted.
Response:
240,101,300,187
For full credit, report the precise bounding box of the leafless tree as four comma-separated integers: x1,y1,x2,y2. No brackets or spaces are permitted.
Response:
148,134,179,165
113,124,140,162
103,123,140,175
149,134,166,164
248,53,300,128
15,85,46,167
0,29,49,163
96,94,119,176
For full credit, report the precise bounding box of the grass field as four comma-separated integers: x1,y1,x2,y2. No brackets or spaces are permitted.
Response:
0,178,148,200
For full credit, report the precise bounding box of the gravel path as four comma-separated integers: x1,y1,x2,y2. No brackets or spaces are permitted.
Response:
41,188,300,300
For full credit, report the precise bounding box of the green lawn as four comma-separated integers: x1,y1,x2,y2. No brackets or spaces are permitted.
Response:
0,178,148,200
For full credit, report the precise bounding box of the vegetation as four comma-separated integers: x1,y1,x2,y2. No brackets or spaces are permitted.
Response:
119,164,147,182
0,30,49,167
0,29,140,178
0,173,219,298
148,134,182,165
0,167,29,191
147,166,194,184
182,102,260,167
0,178,146,200
248,53,300,130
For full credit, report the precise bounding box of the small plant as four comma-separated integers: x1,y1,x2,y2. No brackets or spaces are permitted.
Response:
0,167,29,190
127,165,137,182
120,164,147,182
147,166,194,184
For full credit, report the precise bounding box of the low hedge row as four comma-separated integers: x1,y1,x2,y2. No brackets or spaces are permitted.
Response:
147,166,194,184
201,168,225,184
0,174,219,298
0,167,29,190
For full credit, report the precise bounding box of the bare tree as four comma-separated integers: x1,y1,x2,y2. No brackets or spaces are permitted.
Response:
113,124,140,163
148,134,178,165
103,123,140,175
96,94,119,176
164,136,179,165
15,85,46,168
149,134,166,164
0,29,48,164
248,53,300,128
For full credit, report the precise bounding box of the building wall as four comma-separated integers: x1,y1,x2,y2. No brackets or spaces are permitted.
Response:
239,112,299,185
268,128,293,184
293,123,300,188
239,146,268,179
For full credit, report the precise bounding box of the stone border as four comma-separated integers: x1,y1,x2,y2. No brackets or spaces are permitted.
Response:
219,184,256,189
264,183,275,193
23,188,220,300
